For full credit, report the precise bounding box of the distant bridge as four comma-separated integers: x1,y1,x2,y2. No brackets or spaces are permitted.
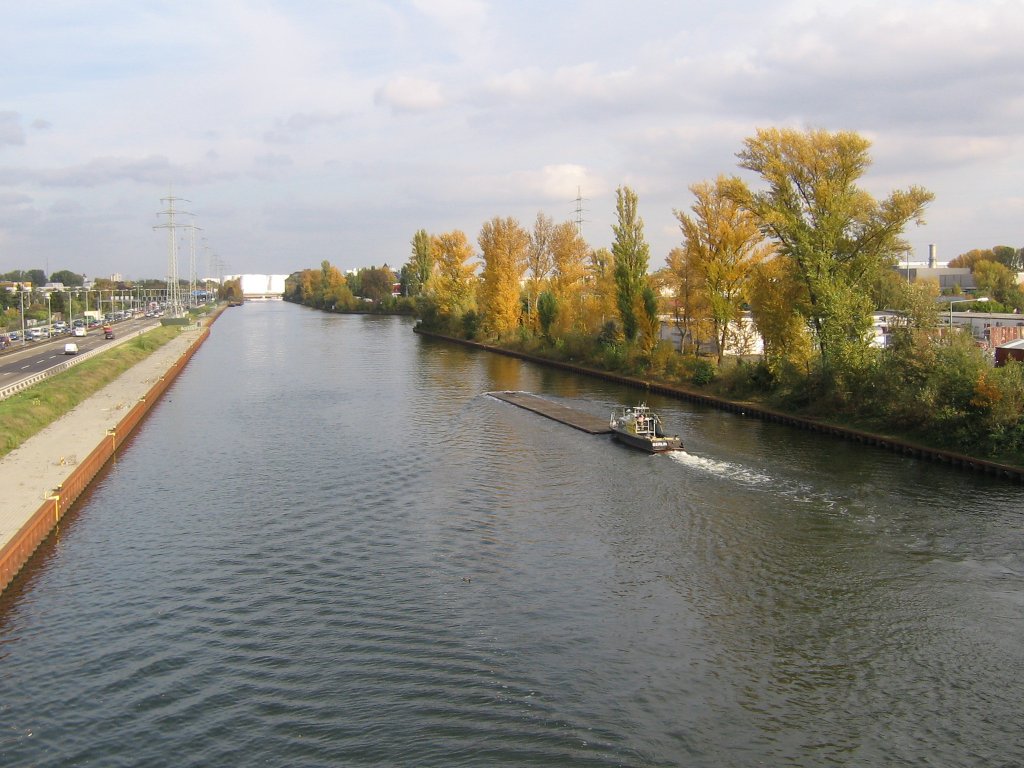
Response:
228,274,288,301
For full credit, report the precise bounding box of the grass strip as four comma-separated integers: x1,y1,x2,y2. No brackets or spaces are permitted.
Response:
0,326,182,459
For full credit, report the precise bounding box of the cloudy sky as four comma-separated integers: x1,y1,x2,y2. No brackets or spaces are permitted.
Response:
2,0,1022,281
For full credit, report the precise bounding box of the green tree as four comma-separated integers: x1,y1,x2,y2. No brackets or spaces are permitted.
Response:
407,229,434,297
48,270,85,286
478,216,529,337
536,290,558,341
730,127,934,387
611,186,650,342
973,260,1018,306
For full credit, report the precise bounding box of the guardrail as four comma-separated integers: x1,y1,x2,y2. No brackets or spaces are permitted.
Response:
0,330,148,402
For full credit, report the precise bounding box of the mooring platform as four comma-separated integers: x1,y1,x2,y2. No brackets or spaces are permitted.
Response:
488,391,612,434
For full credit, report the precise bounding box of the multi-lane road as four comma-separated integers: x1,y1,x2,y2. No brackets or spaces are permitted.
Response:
0,317,158,391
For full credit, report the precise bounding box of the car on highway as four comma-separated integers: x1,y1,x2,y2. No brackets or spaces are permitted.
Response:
103,325,114,339
72,326,86,337
64,342,79,355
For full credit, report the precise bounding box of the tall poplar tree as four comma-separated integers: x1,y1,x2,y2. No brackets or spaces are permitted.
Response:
478,216,529,337
549,220,589,333
611,186,650,342
427,230,477,320
407,229,434,297
525,212,554,329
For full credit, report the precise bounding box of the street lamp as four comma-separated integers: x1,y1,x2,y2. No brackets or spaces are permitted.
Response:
948,296,989,334
19,285,28,345
46,292,51,334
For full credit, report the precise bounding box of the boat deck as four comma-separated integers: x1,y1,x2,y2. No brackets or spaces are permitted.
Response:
489,391,612,434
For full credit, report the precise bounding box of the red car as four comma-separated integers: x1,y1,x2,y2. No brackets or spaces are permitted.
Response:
103,325,114,339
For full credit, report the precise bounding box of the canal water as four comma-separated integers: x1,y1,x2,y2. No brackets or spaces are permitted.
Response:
1,302,1021,767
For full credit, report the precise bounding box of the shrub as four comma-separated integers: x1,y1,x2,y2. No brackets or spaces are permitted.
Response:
691,358,716,386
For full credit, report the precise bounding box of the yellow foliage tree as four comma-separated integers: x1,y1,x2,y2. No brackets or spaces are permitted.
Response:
549,221,589,334
582,247,618,335
746,256,814,378
427,230,477,319
676,175,773,364
661,247,711,354
478,216,529,337
525,212,555,332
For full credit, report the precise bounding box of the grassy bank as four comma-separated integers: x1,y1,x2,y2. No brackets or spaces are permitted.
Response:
0,326,182,459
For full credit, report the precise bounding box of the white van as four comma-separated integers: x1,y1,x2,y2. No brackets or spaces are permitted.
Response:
64,342,79,355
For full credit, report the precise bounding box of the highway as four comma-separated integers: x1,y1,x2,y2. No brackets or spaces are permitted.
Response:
0,317,159,390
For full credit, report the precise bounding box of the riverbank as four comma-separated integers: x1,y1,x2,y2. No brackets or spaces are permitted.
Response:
415,326,1024,484
0,319,213,595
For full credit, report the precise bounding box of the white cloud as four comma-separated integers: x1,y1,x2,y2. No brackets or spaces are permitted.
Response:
375,76,446,113
0,112,26,147
1,1,1023,274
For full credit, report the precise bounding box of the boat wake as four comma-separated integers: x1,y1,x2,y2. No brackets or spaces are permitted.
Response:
666,450,774,488
666,450,854,513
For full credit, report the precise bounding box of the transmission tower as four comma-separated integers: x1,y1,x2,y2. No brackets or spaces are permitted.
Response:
154,194,191,316
573,186,589,236
187,222,202,307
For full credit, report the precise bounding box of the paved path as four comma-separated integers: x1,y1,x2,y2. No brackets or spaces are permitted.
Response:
0,326,204,552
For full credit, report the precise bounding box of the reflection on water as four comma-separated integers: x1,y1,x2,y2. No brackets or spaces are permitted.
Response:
0,302,1021,767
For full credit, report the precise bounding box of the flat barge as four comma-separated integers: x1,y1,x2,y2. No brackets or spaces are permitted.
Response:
489,391,611,434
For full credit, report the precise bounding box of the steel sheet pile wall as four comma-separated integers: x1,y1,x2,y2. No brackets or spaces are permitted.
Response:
0,325,213,595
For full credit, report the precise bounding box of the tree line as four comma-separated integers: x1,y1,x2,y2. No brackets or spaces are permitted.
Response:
294,127,1024,463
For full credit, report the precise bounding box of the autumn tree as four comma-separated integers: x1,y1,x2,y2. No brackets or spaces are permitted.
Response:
426,230,477,321
745,256,814,381
478,216,529,337
548,221,589,333
974,260,1023,309
611,186,650,342
676,175,772,365
660,248,706,353
729,127,934,387
525,212,554,330
585,247,619,335
950,245,1023,272
357,265,396,304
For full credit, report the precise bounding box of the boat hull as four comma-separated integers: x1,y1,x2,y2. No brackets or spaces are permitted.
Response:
610,427,683,453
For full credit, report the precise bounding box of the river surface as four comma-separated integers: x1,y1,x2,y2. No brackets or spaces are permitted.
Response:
1,301,1021,767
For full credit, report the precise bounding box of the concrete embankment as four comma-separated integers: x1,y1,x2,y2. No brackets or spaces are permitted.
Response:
415,327,1024,484
0,319,216,596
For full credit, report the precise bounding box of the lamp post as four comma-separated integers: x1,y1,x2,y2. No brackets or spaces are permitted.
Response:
948,296,989,335
46,292,52,335
19,286,27,345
